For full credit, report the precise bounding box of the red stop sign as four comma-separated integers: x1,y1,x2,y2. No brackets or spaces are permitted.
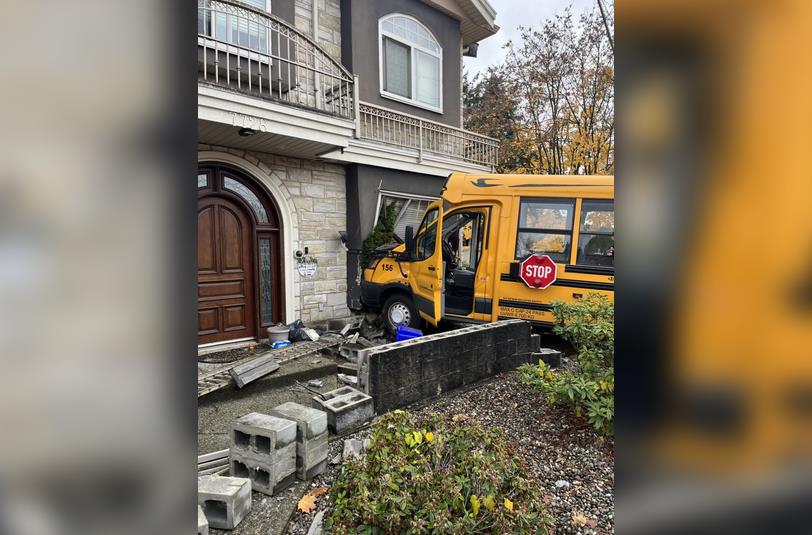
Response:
519,254,557,289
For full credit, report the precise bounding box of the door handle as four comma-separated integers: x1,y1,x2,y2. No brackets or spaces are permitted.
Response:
427,266,436,271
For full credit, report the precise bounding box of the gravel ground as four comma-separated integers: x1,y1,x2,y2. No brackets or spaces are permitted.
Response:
285,368,614,534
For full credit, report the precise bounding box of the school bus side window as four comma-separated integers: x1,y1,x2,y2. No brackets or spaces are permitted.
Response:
515,198,575,263
414,208,438,260
577,200,614,268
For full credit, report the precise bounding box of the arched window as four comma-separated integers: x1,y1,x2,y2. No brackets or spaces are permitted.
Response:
379,14,442,112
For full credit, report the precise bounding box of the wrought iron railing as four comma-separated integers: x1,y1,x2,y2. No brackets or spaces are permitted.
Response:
358,103,499,169
197,0,355,119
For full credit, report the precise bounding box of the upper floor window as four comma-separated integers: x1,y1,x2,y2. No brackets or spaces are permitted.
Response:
198,0,272,53
379,14,442,112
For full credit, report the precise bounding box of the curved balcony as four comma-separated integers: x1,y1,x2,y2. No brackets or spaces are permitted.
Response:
197,0,355,120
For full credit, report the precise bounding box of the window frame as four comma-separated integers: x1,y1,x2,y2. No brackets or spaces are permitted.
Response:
378,13,443,113
414,207,440,261
513,197,576,262
198,0,273,58
374,190,440,241
574,199,614,271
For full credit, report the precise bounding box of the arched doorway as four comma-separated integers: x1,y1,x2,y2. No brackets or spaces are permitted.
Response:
197,164,284,345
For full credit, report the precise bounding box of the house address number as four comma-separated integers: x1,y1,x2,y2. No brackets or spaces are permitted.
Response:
231,113,271,132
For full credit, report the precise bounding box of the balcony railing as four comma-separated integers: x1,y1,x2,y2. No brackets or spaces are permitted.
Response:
197,0,355,119
358,103,499,169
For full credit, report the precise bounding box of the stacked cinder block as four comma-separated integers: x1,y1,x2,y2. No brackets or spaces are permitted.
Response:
357,320,536,413
229,412,297,495
197,505,209,535
312,386,373,434
197,475,252,530
270,402,328,480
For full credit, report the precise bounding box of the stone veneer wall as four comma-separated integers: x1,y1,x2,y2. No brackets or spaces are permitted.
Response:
199,144,351,325
295,0,342,63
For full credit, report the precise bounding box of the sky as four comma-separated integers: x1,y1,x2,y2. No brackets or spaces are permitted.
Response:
463,0,597,78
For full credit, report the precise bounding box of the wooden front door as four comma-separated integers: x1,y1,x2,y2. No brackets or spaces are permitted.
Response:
197,195,256,344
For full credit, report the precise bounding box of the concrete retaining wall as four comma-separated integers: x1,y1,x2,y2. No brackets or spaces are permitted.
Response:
357,320,537,413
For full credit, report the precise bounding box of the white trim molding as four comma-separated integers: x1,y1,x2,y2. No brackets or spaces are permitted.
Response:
318,139,491,177
198,150,299,324
198,85,356,147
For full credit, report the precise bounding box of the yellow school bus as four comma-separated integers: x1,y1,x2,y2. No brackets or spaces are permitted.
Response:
361,173,615,333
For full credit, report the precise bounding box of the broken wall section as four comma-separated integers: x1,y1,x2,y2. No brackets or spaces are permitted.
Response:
358,320,538,413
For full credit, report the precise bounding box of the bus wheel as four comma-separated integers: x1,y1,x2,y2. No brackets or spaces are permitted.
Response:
382,294,421,335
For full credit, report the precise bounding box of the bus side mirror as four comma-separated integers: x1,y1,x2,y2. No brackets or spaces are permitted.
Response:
404,225,415,260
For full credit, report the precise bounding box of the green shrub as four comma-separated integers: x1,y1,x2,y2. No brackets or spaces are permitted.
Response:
519,293,614,435
328,410,552,535
362,201,398,255
519,361,614,434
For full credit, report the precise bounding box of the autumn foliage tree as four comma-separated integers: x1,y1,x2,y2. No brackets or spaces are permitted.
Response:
464,3,614,175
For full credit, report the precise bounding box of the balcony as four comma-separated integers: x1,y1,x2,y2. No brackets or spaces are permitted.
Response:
357,103,499,170
198,0,355,119
197,0,499,171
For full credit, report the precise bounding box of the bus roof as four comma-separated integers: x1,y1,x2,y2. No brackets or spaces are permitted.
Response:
442,173,614,204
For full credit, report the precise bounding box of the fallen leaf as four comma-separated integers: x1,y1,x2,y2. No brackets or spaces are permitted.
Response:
297,486,329,513
572,512,596,527
503,498,513,512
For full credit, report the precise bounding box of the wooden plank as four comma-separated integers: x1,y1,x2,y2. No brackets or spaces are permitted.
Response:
198,458,230,471
229,354,281,388
199,464,231,476
197,448,230,464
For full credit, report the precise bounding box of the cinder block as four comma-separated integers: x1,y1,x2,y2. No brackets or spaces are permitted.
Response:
270,402,329,480
530,333,542,352
537,348,562,368
229,442,296,495
231,412,296,455
270,402,328,440
198,505,209,535
296,432,329,479
197,475,252,530
312,387,374,434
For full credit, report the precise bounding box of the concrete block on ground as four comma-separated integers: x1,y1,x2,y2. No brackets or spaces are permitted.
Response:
197,475,252,530
229,442,296,495
270,402,329,480
229,354,281,388
294,431,328,480
530,333,541,352
537,348,563,368
231,412,297,455
270,402,328,440
337,361,358,376
312,386,374,434
197,505,209,535
230,412,297,494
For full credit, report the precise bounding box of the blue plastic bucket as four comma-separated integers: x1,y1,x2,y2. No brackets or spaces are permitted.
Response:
395,325,423,342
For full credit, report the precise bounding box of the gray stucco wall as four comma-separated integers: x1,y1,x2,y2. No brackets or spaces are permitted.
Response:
341,0,462,127
345,163,446,308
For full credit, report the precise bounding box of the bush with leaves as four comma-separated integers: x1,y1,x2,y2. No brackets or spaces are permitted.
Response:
328,410,552,534
362,201,397,257
519,293,614,434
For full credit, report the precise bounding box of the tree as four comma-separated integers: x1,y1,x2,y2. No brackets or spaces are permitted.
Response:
465,2,614,175
463,68,524,172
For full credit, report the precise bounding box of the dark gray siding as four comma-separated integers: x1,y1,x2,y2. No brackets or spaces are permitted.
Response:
345,163,446,308
340,0,462,127
271,0,295,24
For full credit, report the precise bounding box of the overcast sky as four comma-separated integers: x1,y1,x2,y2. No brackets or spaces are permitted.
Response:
463,0,597,78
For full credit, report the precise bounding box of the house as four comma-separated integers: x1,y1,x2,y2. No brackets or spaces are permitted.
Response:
197,0,499,348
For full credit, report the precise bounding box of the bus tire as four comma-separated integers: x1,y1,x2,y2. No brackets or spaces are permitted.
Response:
381,294,421,335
